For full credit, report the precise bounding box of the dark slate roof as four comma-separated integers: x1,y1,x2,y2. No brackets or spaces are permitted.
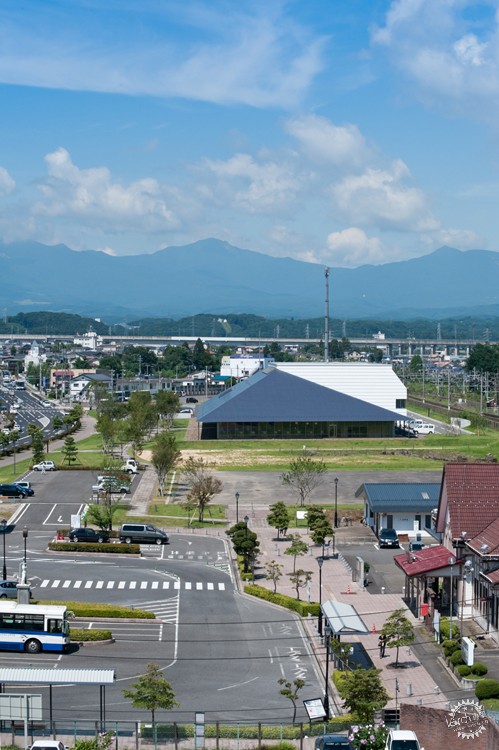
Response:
436,463,499,541
356,483,440,513
196,368,403,424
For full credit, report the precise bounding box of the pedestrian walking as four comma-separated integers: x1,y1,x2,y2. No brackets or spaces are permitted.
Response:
378,633,387,658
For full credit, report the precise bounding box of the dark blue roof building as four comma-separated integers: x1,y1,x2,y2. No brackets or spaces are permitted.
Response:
196,368,404,440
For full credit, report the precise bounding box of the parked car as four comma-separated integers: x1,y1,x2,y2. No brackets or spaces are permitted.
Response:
179,408,193,415
93,478,130,494
119,523,168,545
315,735,353,750
121,459,139,474
13,483,34,497
69,528,110,544
33,460,56,471
0,580,32,599
186,397,198,403
378,528,400,548
0,483,30,498
384,729,422,750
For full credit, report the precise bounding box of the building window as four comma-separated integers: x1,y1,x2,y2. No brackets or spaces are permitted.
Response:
396,399,406,409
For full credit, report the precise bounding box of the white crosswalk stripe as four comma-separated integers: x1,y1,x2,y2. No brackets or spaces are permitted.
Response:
35,579,228,592
138,597,179,623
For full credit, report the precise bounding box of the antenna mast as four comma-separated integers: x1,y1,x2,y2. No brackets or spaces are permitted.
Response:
324,267,330,363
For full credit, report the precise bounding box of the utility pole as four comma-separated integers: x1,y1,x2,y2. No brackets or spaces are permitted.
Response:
324,267,330,363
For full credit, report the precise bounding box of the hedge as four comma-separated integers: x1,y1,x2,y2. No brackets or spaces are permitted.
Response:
332,669,348,698
141,718,353,740
70,628,112,642
472,662,488,676
48,542,140,554
456,665,471,677
36,600,155,619
439,618,460,641
442,638,461,657
244,584,319,617
475,679,499,700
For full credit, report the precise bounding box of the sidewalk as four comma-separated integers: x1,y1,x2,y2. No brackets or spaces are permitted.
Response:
231,502,473,716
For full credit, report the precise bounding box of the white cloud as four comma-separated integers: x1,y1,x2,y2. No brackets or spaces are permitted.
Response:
0,166,15,196
331,160,438,231
427,227,483,249
285,115,370,169
0,2,325,108
33,147,180,230
372,1,499,113
201,153,301,213
326,228,384,267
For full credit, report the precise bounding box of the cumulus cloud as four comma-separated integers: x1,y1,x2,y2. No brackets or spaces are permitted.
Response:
201,153,301,213
372,0,499,114
426,227,483,249
0,166,15,196
331,159,438,231
34,147,180,230
326,228,384,267
285,115,370,169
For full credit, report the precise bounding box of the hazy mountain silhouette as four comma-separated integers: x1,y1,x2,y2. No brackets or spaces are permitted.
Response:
2,239,499,321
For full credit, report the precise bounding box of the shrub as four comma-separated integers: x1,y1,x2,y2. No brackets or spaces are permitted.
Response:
440,619,460,641
244,583,319,616
48,542,139,554
36,600,155,619
475,679,499,700
70,628,112,642
450,650,464,666
333,670,348,698
442,638,460,657
456,665,471,677
472,662,488,676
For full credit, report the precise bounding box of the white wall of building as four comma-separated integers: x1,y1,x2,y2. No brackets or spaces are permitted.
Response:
273,362,407,415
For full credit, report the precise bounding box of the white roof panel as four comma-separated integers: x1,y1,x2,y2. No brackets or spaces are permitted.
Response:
0,668,115,684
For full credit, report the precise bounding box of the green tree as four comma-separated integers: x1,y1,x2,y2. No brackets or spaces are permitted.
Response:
265,560,283,593
266,500,289,540
31,427,45,464
284,533,308,573
182,457,223,522
151,433,181,496
381,608,415,667
281,455,327,505
288,569,312,600
122,662,179,725
278,678,305,724
466,343,499,375
85,502,120,531
341,668,390,723
61,436,79,465
226,521,260,574
408,354,422,373
155,390,180,429
310,515,334,550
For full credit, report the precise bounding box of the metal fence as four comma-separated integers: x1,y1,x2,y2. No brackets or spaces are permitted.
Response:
6,719,353,750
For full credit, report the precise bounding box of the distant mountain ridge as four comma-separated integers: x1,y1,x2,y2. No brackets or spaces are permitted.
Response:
2,238,499,321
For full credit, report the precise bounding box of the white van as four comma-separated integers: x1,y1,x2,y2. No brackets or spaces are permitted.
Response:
408,419,424,430
416,423,435,434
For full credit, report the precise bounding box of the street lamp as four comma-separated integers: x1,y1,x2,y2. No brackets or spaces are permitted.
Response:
323,624,331,721
317,557,324,636
235,492,240,524
244,515,250,574
22,527,28,582
448,555,456,640
1,519,7,580
334,477,339,528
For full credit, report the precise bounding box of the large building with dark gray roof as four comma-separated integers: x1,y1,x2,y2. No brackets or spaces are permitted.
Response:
196,367,405,440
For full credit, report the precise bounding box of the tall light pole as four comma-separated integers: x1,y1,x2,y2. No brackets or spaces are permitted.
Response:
317,557,324,636
334,477,339,528
323,624,331,721
1,519,7,580
244,515,250,574
22,526,28,583
235,492,240,524
448,555,456,640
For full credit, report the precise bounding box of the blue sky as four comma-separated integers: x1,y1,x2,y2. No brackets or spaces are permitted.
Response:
1,0,499,267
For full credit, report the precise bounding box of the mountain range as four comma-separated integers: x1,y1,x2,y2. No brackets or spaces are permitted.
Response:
2,238,499,321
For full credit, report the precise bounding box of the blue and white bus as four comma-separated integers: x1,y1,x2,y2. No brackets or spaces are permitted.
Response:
0,602,70,653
